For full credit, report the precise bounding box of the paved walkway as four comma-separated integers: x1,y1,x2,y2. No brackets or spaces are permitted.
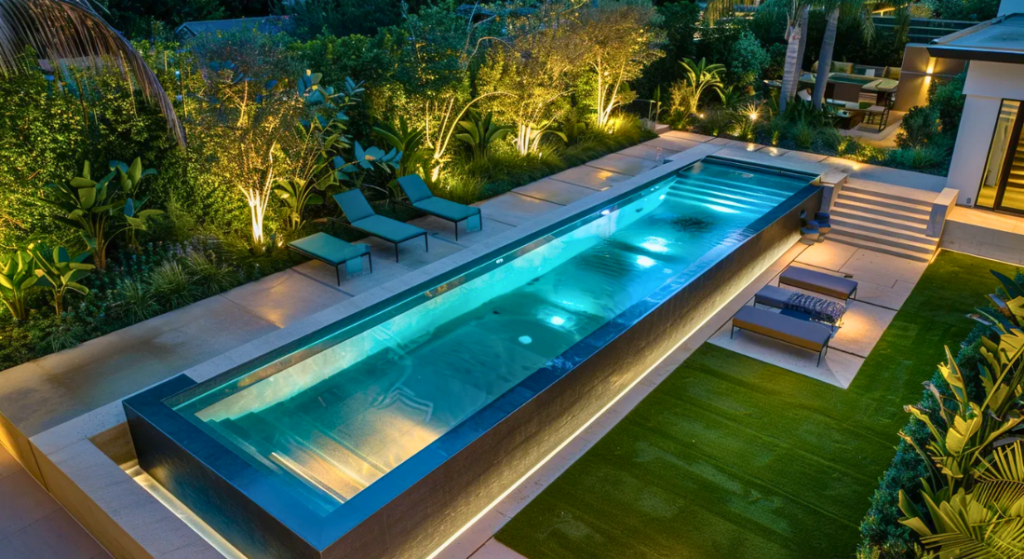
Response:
0,131,954,559
0,445,108,559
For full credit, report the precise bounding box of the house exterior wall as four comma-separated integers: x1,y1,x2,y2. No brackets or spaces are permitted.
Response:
1000,0,1024,15
945,62,1024,205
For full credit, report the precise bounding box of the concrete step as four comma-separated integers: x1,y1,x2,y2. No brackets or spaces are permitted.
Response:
830,224,936,255
826,234,932,262
832,199,931,226
840,184,935,209
836,189,931,215
831,214,938,244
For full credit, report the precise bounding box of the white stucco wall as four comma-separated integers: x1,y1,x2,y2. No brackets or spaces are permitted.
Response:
945,62,1024,205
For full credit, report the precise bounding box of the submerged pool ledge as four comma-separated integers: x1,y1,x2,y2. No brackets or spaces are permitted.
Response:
125,156,823,559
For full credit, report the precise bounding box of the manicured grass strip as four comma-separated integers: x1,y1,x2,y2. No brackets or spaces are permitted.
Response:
496,250,1017,559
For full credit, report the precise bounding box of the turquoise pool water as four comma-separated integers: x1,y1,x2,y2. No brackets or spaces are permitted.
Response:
172,161,810,516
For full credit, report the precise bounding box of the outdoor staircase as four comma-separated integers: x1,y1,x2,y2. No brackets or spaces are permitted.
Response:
1007,140,1024,191
828,184,939,262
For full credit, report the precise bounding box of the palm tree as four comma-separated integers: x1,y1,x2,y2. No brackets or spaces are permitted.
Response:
0,0,185,146
779,0,810,113
812,0,874,108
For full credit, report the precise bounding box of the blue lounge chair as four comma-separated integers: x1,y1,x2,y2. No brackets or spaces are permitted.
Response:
397,175,482,241
288,232,371,285
333,190,428,262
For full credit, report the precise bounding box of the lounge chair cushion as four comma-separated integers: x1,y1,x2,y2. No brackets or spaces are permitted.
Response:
351,215,426,243
832,61,854,74
334,190,376,223
882,66,901,80
779,267,858,300
754,285,794,309
397,175,435,204
413,197,479,222
288,232,368,266
733,306,831,352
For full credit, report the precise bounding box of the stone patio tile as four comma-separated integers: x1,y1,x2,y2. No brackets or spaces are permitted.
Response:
0,509,104,559
476,192,562,226
309,248,422,297
549,166,627,191
408,214,515,246
781,150,830,163
0,444,18,481
795,241,859,271
513,178,598,206
853,278,916,310
585,153,660,176
760,146,790,157
0,470,60,540
663,130,715,143
840,248,928,286
708,319,864,389
709,137,762,151
221,268,351,328
644,135,702,152
830,301,897,358
469,540,527,559
823,157,948,192
618,143,679,162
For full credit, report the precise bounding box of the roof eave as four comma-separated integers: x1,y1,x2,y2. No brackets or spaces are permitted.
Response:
926,45,1024,65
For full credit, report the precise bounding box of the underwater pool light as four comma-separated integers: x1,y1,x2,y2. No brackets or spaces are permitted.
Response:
518,335,533,345
550,316,566,326
636,255,656,268
640,237,669,253
600,209,611,216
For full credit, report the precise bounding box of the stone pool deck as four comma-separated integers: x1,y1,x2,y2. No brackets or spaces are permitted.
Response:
0,130,998,559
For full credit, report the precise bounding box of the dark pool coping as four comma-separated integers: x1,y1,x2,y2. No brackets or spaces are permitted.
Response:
125,159,822,557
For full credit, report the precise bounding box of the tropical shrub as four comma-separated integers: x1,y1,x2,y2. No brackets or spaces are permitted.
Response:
29,245,95,317
896,107,940,150
930,72,967,136
728,30,771,88
0,250,39,322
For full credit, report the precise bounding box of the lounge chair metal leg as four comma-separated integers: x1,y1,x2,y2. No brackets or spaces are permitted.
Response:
368,252,373,273
731,325,735,339
424,233,429,252
455,221,459,241
336,264,342,286
395,243,399,262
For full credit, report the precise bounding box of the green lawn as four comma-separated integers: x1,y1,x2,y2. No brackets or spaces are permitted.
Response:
496,251,1018,559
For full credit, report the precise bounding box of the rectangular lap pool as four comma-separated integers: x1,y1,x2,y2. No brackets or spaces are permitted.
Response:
126,158,821,559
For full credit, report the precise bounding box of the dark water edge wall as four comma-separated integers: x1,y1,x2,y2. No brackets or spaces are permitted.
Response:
325,186,823,559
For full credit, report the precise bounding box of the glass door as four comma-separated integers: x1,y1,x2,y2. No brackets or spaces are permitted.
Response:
978,100,1024,212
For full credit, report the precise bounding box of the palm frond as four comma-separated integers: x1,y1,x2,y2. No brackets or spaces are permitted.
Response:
0,0,185,146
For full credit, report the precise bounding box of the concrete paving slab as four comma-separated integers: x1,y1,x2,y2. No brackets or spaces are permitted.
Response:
663,130,715,143
644,136,702,152
795,241,859,271
709,137,763,151
513,178,599,206
0,469,60,540
708,318,864,389
549,165,627,191
618,143,679,162
830,301,897,357
0,443,18,481
0,509,106,559
408,215,515,246
781,150,830,163
477,192,562,226
823,157,948,192
840,248,928,286
585,153,660,176
221,268,351,328
760,146,790,157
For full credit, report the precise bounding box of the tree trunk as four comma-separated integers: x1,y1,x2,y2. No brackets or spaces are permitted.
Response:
779,6,807,113
813,7,840,109
796,6,809,76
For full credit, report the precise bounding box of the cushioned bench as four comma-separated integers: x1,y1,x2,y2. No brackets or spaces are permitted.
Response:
731,306,832,366
779,267,858,301
288,232,371,285
754,284,846,330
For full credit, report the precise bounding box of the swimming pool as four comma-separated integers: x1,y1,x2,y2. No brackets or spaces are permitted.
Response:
126,158,821,559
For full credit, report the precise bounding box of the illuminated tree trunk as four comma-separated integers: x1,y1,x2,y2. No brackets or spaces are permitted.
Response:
779,4,808,113
813,7,840,109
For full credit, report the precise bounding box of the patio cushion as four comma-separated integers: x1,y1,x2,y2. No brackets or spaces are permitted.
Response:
397,175,435,204
733,306,831,352
288,232,368,266
413,197,479,222
883,66,901,80
832,61,854,74
334,190,376,223
779,267,858,300
351,215,426,243
754,285,795,309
